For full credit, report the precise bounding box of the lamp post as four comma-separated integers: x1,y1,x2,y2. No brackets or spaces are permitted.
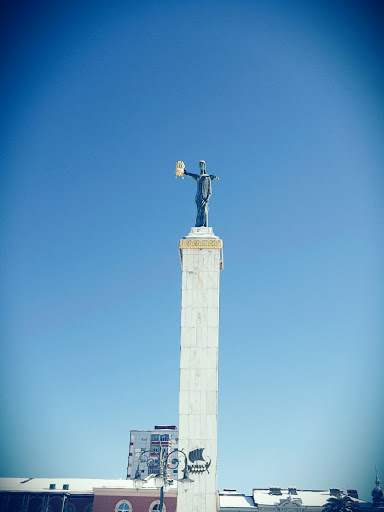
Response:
132,446,193,512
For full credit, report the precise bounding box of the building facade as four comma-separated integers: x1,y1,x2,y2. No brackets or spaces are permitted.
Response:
219,487,376,512
1,479,382,512
0,478,176,512
126,426,178,480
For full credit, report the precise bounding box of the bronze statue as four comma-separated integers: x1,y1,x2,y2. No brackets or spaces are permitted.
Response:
175,160,219,227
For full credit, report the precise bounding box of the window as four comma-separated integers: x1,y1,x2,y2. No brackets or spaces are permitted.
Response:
149,501,165,512
115,501,132,512
151,445,160,453
148,460,159,475
160,435,169,442
66,504,76,512
151,435,159,442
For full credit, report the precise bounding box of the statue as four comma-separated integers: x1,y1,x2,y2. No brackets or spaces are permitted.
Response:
175,160,219,227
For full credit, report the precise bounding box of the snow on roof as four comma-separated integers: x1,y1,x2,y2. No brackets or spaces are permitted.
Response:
0,478,177,494
252,489,369,507
252,489,329,507
219,492,256,509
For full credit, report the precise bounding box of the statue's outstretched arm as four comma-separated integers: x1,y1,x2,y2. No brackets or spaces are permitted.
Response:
209,175,219,181
184,171,199,181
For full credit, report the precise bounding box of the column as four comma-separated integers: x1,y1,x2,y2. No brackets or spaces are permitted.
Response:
177,226,223,512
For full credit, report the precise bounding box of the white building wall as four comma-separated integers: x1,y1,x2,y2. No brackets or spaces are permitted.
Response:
127,427,178,479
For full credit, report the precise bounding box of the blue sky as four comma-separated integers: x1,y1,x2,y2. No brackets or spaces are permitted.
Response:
1,0,383,501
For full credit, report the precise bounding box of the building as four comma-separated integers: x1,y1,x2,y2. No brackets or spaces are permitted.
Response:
372,472,384,509
126,426,178,480
1,479,381,512
219,487,375,512
0,478,177,512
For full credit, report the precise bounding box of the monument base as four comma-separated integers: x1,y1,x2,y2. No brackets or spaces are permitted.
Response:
178,228,223,269
184,227,219,239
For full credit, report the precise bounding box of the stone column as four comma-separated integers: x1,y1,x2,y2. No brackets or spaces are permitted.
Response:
177,227,223,512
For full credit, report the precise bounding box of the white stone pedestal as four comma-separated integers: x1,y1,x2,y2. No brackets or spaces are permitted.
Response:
177,227,223,512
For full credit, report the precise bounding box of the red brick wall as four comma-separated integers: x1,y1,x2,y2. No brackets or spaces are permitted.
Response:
93,495,176,512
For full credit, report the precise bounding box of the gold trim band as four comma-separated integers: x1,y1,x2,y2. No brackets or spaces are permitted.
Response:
179,239,223,249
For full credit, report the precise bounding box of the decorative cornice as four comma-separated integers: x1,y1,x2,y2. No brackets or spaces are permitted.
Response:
179,239,223,249
93,488,177,497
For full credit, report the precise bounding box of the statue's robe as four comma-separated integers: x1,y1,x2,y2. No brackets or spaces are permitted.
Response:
184,172,214,227
195,175,212,227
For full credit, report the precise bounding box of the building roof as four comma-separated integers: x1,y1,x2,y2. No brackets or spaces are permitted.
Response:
253,489,330,507
0,478,177,494
219,488,371,509
219,490,256,509
252,489,369,507
130,426,177,432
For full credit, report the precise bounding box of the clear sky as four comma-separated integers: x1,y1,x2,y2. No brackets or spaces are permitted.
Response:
1,0,383,502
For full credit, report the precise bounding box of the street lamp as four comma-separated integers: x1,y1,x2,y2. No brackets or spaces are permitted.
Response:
178,467,194,492
132,446,193,510
132,467,144,490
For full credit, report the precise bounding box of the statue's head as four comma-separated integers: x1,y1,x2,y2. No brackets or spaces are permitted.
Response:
199,160,206,174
